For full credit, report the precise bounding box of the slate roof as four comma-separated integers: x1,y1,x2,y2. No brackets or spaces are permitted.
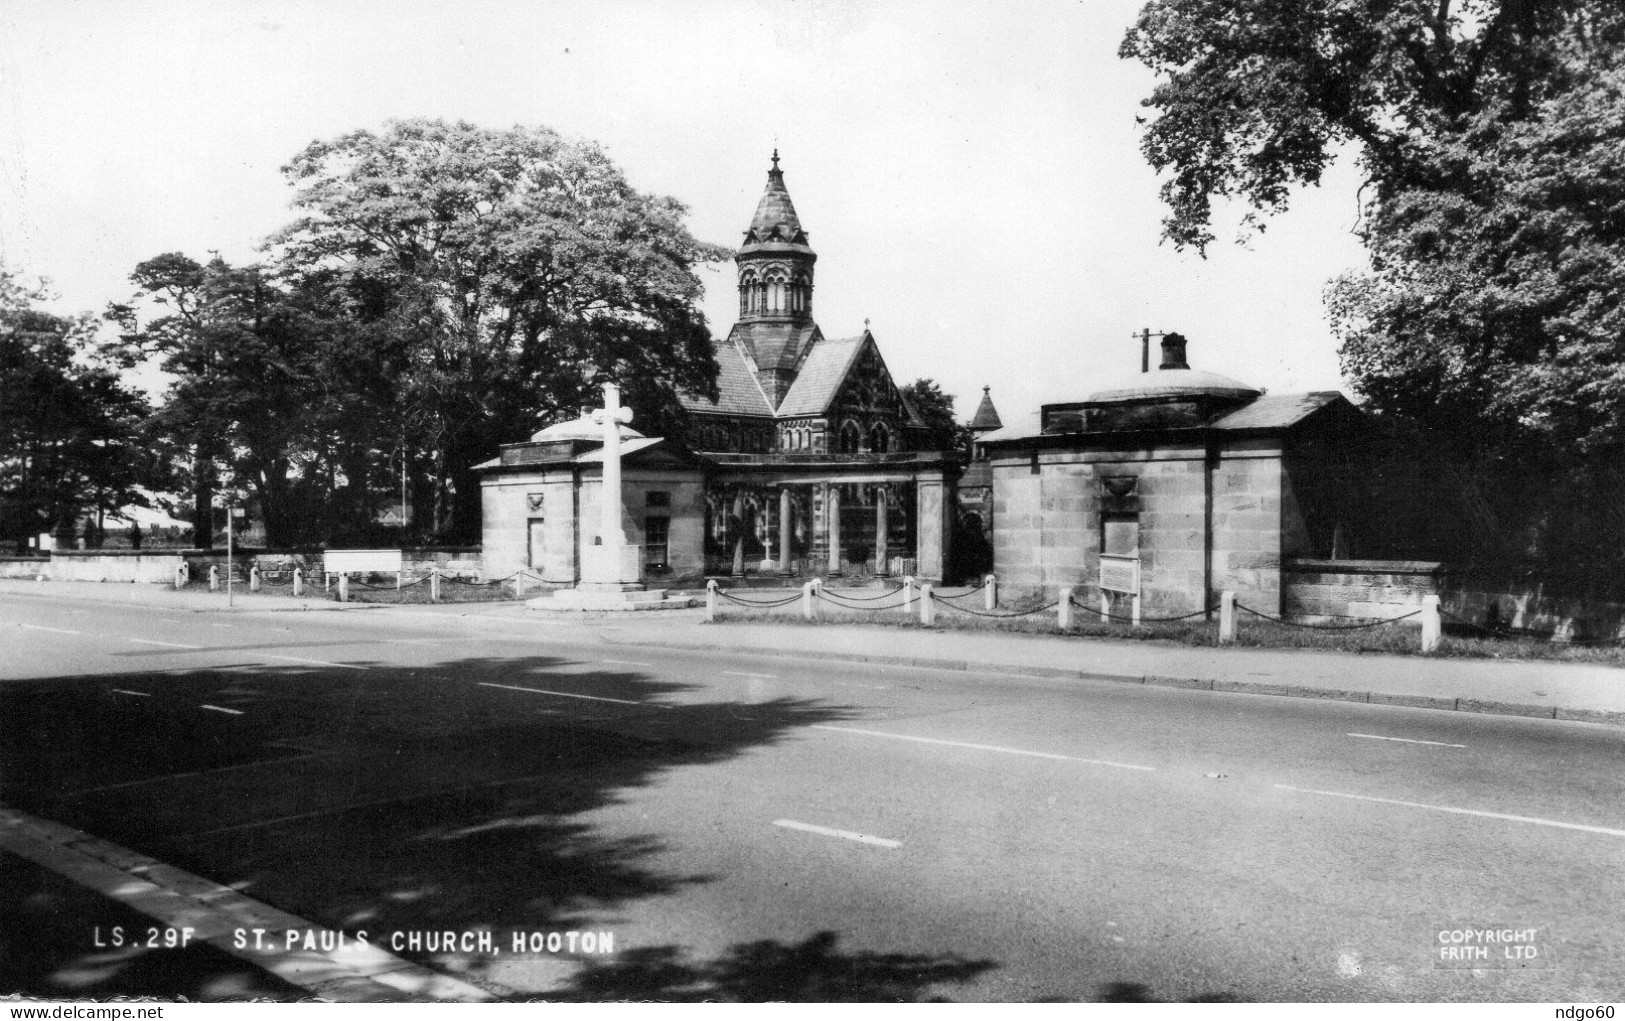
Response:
679,340,776,417
730,320,820,374
743,152,808,247
1210,392,1346,431
968,387,1003,430
776,333,868,417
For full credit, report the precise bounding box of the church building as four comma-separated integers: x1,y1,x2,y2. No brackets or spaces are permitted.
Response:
477,154,958,586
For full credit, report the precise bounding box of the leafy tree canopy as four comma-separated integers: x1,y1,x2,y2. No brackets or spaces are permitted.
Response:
1124,1,1625,579
2,267,151,549
900,378,971,458
268,119,729,538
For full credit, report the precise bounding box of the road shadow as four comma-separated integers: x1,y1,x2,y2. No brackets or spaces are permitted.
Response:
554,929,997,1002
0,652,998,1000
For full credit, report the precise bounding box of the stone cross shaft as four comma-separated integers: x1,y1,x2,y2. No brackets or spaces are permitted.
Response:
591,382,634,550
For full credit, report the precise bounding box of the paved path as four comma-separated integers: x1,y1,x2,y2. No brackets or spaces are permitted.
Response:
4,579,1622,727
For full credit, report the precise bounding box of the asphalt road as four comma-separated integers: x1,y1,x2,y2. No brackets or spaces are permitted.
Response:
2,592,1622,1002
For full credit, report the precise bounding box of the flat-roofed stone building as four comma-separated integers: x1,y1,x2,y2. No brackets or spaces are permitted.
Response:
979,333,1385,617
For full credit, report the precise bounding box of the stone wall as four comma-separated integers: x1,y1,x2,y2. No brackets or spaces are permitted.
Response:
1283,559,1443,622
0,556,52,579
1208,446,1285,615
49,551,187,583
1444,581,1625,642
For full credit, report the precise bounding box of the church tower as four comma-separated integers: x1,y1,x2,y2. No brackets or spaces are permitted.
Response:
731,150,821,405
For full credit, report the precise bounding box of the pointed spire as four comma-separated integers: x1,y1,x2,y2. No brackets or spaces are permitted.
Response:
745,150,806,245
969,386,1004,432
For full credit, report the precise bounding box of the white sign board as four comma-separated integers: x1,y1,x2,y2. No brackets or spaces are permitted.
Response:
1100,554,1140,595
324,549,403,574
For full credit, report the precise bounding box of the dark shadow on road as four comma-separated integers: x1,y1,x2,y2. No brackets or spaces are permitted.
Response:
553,930,997,1002
1,652,997,1000
1099,980,1241,1002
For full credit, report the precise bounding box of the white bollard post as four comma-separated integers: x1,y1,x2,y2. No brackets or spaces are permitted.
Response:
208,565,220,592
397,569,403,591
338,574,349,603
802,581,817,620
293,567,304,597
1059,587,1073,629
430,567,441,603
1219,591,1236,643
706,579,718,622
515,572,527,598
984,574,997,611
250,565,261,592
920,583,935,626
1132,593,1142,628
1421,594,1441,653
901,575,915,615
174,564,187,590
1101,592,1110,622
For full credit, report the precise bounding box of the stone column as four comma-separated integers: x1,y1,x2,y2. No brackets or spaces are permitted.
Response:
873,485,889,575
827,483,843,577
730,489,746,578
586,382,637,585
778,486,793,576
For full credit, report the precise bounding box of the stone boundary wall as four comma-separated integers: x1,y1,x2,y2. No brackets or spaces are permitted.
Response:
1444,583,1625,642
0,556,52,580
17,547,486,584
1283,559,1444,623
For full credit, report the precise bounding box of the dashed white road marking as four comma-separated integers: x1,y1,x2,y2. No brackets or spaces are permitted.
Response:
812,725,1156,772
477,681,670,709
110,689,151,697
773,819,901,849
21,624,82,636
200,704,245,716
1347,732,1466,748
602,658,654,667
129,637,201,649
210,623,237,629
1275,784,1625,838
159,619,186,624
261,653,368,670
724,670,777,679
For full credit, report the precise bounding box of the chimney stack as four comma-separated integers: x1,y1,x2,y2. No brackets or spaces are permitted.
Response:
1159,332,1189,371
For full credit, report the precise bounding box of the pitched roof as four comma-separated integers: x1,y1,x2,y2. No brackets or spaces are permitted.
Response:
730,320,820,374
776,333,868,417
968,387,1003,430
1210,391,1347,431
679,339,776,417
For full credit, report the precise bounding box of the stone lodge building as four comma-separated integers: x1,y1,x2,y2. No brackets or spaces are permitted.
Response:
979,332,1388,617
478,154,958,585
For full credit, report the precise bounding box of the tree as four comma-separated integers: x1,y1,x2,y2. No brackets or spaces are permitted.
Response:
269,119,729,541
900,379,971,459
1123,2,1625,584
1,268,152,550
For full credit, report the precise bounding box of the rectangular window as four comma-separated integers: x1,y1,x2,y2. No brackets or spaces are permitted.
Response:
646,491,671,508
645,515,670,571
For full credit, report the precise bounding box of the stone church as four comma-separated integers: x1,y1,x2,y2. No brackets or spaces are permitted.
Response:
478,154,958,585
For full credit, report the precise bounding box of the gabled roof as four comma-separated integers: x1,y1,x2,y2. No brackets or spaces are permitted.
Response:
678,339,776,417
1210,392,1347,431
776,333,869,417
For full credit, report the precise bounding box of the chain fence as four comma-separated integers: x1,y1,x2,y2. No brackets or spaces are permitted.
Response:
1066,596,1215,624
1235,603,1420,631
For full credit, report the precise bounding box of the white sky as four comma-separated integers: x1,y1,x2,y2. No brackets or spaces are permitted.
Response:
0,0,1369,433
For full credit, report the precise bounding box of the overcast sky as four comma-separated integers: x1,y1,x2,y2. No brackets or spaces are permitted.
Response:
0,0,1369,432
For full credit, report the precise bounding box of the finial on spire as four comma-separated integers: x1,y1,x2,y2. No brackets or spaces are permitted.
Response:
864,317,870,330
983,385,990,395
771,148,780,171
